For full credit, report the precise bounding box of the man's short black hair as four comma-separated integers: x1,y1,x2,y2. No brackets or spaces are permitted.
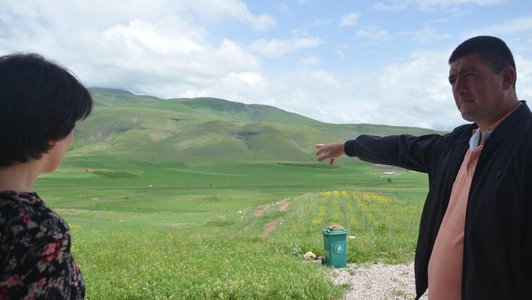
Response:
449,36,516,74
0,53,93,167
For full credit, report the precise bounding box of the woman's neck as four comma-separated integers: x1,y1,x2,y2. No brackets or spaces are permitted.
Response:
0,161,42,192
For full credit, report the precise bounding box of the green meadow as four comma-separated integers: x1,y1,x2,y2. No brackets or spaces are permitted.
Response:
35,157,428,299
32,90,434,299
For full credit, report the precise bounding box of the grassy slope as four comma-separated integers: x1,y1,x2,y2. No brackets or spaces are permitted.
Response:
70,89,444,163
34,89,437,299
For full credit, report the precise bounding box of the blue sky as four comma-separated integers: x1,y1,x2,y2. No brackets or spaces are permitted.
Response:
1,0,532,130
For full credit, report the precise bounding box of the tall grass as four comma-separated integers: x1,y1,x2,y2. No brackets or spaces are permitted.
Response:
75,231,344,299
272,190,424,264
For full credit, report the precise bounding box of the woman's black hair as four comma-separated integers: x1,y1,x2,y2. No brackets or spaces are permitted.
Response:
0,53,93,167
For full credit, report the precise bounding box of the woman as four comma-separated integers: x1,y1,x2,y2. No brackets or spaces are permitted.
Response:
0,53,93,299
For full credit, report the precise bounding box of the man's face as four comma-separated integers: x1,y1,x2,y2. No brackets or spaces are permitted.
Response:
448,54,506,126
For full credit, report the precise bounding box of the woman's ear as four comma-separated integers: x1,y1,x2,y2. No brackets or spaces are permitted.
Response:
48,132,74,148
41,132,74,174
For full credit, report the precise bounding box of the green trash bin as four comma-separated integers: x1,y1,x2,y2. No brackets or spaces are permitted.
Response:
322,227,347,268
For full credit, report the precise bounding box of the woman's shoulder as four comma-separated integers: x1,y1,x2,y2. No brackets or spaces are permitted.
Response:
0,191,43,206
0,191,45,222
0,192,83,299
0,191,68,238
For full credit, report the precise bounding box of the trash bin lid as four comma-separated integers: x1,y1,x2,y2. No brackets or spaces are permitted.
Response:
323,229,347,235
327,224,345,231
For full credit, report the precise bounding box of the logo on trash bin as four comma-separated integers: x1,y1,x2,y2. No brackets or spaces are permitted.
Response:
334,243,344,254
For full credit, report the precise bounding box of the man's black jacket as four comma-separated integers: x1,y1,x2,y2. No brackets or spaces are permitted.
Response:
344,102,532,299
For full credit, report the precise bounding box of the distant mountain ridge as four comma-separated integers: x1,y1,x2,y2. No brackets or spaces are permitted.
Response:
69,88,444,163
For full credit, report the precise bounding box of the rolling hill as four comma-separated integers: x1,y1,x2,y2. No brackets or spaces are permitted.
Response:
69,88,444,163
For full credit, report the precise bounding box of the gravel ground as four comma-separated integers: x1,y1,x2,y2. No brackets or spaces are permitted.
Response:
331,262,428,300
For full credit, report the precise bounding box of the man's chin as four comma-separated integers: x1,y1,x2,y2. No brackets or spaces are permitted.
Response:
460,112,475,123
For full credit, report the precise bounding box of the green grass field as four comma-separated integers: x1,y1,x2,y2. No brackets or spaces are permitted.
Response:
34,155,429,299
26,88,440,299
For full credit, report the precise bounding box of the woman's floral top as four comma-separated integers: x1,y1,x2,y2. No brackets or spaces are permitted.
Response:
0,191,84,299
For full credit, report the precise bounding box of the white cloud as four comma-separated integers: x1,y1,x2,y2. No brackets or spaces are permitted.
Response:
262,70,345,114
0,0,275,44
222,72,267,89
379,51,458,127
202,51,464,130
516,56,532,103
357,26,391,42
308,19,334,27
1,0,529,131
102,20,204,55
250,37,322,59
255,51,461,130
186,0,276,31
0,0,271,100
279,4,290,14
472,15,532,35
373,0,410,11
417,0,504,8
338,13,360,27
298,56,322,66
334,44,349,60
403,24,452,43
0,0,461,130
373,0,504,11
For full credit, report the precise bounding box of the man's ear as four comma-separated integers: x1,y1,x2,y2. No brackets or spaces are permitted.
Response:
501,66,516,90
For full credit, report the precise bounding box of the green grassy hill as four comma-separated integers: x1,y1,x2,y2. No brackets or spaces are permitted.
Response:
70,88,444,163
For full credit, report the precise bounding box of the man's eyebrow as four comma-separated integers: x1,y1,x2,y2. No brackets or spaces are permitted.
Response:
454,67,478,75
448,67,478,81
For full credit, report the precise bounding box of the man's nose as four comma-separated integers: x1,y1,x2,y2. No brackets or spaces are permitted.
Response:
452,77,466,94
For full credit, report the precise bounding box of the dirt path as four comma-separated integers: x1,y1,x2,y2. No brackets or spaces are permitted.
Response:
261,219,283,238
253,207,267,217
279,201,290,211
253,200,291,217
257,200,291,238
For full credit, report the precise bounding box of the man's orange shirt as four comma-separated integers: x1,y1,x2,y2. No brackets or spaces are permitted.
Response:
427,104,520,299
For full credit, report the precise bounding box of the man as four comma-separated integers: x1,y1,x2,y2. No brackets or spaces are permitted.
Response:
316,36,532,299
